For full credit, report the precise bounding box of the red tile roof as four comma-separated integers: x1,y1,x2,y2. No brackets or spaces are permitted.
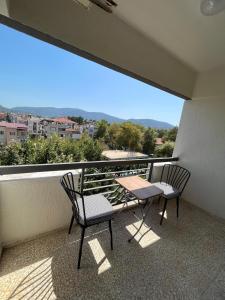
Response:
0,112,6,118
155,138,164,145
0,121,28,130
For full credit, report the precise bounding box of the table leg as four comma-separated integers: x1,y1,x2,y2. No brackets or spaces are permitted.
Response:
128,199,153,243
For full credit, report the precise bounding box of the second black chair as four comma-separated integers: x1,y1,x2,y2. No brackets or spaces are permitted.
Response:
61,172,114,269
153,164,190,225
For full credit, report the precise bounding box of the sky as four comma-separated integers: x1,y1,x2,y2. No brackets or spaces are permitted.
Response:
0,24,184,126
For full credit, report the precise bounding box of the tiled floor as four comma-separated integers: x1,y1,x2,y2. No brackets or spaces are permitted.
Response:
0,200,225,300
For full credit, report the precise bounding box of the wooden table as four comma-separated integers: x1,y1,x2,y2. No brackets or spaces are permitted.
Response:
115,176,163,242
115,176,162,200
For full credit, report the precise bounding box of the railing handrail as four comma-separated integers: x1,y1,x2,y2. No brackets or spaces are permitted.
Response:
0,157,178,175
84,167,150,177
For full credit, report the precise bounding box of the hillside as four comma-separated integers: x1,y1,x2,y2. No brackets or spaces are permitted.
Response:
1,105,174,129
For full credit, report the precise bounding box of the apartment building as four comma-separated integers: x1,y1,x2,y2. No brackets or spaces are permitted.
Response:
40,118,58,137
52,117,76,138
0,121,28,145
26,117,41,136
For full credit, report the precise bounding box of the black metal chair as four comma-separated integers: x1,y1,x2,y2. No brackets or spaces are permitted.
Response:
153,164,191,225
61,172,114,269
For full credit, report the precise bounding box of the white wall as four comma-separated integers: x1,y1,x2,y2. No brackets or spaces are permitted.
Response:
0,171,80,246
174,66,225,219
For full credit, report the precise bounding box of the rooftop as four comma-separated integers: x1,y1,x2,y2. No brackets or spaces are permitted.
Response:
0,121,28,130
0,201,225,299
102,150,148,160
155,138,164,145
52,118,76,124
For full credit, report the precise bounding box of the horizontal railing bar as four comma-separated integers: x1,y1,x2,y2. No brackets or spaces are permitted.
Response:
84,172,147,185
83,184,119,192
84,178,115,184
101,190,115,195
0,157,178,175
84,168,150,177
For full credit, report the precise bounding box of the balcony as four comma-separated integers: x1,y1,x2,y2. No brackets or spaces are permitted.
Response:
0,198,225,299
1,1,225,298
0,158,225,299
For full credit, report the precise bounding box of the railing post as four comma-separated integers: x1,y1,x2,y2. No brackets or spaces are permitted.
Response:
148,163,154,182
80,168,85,194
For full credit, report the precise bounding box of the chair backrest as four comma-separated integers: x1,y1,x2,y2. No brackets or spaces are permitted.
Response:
160,164,190,195
60,172,86,225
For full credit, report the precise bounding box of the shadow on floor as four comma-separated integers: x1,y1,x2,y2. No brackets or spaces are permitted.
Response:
1,201,225,300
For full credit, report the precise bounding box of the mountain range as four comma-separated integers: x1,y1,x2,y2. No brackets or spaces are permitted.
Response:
0,105,174,129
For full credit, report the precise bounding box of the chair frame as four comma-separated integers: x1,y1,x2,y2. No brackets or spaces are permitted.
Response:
159,164,191,225
61,172,113,269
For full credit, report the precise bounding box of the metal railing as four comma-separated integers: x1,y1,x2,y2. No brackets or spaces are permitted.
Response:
83,166,149,193
0,157,178,175
0,157,178,205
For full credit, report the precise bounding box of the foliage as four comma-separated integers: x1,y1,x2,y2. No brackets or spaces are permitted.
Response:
164,126,178,142
156,129,167,138
0,134,103,165
6,113,11,123
79,133,102,161
0,143,24,165
107,123,121,149
94,120,109,140
155,141,175,157
0,119,179,165
142,128,157,156
116,122,143,151
68,116,84,124
156,127,178,142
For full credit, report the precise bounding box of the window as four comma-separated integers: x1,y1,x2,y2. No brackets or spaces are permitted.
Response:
0,131,4,135
10,132,16,136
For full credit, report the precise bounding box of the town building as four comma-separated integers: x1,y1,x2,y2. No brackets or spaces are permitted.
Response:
0,121,28,145
155,138,164,146
28,117,41,136
52,117,77,138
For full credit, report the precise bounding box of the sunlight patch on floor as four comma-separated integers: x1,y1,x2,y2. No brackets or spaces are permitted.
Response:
0,258,55,300
126,221,160,248
159,210,167,219
88,238,111,274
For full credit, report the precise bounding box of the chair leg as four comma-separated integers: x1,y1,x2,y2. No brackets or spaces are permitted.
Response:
109,220,113,250
68,214,75,234
77,227,85,269
176,196,180,219
160,199,168,225
158,195,162,205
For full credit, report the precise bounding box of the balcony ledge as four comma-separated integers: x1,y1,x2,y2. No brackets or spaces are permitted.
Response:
0,169,81,182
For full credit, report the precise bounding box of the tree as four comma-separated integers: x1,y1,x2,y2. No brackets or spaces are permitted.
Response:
79,133,103,161
108,123,121,149
142,128,156,156
6,113,11,123
116,122,143,151
155,141,175,157
94,120,109,140
68,116,84,125
157,129,167,138
0,143,24,165
166,127,178,142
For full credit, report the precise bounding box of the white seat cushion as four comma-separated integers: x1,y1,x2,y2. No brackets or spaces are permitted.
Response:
153,182,180,200
77,194,113,225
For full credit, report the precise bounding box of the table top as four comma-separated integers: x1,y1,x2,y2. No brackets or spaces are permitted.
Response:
115,175,163,200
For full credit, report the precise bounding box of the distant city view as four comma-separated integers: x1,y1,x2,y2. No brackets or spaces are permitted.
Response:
0,24,182,166
0,107,177,166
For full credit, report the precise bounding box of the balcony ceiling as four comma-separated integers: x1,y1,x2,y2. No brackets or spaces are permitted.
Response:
115,0,225,72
